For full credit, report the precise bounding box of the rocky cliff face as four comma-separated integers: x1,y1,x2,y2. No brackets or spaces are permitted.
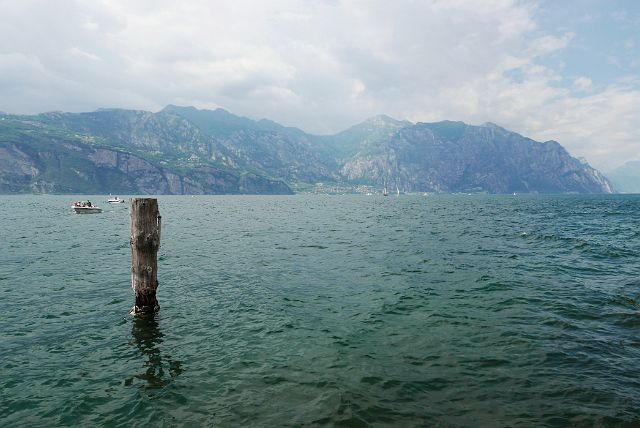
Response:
0,142,43,192
341,121,613,194
0,114,292,194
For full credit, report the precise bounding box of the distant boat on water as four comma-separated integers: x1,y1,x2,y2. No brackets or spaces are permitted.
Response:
383,180,389,196
72,201,102,214
107,196,125,204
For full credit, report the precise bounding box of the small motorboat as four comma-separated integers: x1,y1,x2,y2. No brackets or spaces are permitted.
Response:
72,201,102,214
107,196,125,204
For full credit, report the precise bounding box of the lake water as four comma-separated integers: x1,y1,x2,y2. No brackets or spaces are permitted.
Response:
1,194,639,426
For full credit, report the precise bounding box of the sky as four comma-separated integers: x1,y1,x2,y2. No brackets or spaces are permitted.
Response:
0,0,638,171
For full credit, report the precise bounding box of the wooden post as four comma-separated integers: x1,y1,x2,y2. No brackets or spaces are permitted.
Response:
129,198,161,315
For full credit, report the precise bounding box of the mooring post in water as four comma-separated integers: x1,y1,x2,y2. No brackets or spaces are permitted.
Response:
130,198,161,315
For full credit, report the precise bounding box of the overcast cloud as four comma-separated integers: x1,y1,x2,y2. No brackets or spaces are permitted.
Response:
0,0,638,170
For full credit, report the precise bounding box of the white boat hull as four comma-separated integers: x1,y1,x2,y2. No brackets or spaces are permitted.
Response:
73,207,102,214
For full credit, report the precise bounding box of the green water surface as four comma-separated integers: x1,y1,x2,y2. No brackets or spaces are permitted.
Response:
1,194,639,426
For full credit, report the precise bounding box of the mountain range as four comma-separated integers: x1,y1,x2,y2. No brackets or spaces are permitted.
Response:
0,105,614,194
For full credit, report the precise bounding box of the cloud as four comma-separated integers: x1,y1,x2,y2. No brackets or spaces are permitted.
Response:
530,85,640,169
526,33,574,57
573,76,593,91
0,0,638,169
68,47,102,62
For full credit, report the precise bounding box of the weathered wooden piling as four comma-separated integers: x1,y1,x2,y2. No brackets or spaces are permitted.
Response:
129,198,161,315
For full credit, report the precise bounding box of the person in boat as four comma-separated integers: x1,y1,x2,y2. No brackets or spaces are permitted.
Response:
87,201,92,207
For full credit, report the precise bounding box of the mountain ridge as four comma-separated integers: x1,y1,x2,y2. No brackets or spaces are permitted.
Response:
0,106,613,194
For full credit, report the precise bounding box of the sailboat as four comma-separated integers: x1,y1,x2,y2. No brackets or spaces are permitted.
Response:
383,179,389,196
396,183,400,196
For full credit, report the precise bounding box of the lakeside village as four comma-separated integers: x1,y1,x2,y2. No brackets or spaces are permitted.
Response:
304,182,493,195
309,183,372,195
307,183,408,195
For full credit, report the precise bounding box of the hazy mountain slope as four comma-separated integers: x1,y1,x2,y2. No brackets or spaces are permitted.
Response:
161,105,262,138
164,105,339,184
606,160,640,193
315,115,412,161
